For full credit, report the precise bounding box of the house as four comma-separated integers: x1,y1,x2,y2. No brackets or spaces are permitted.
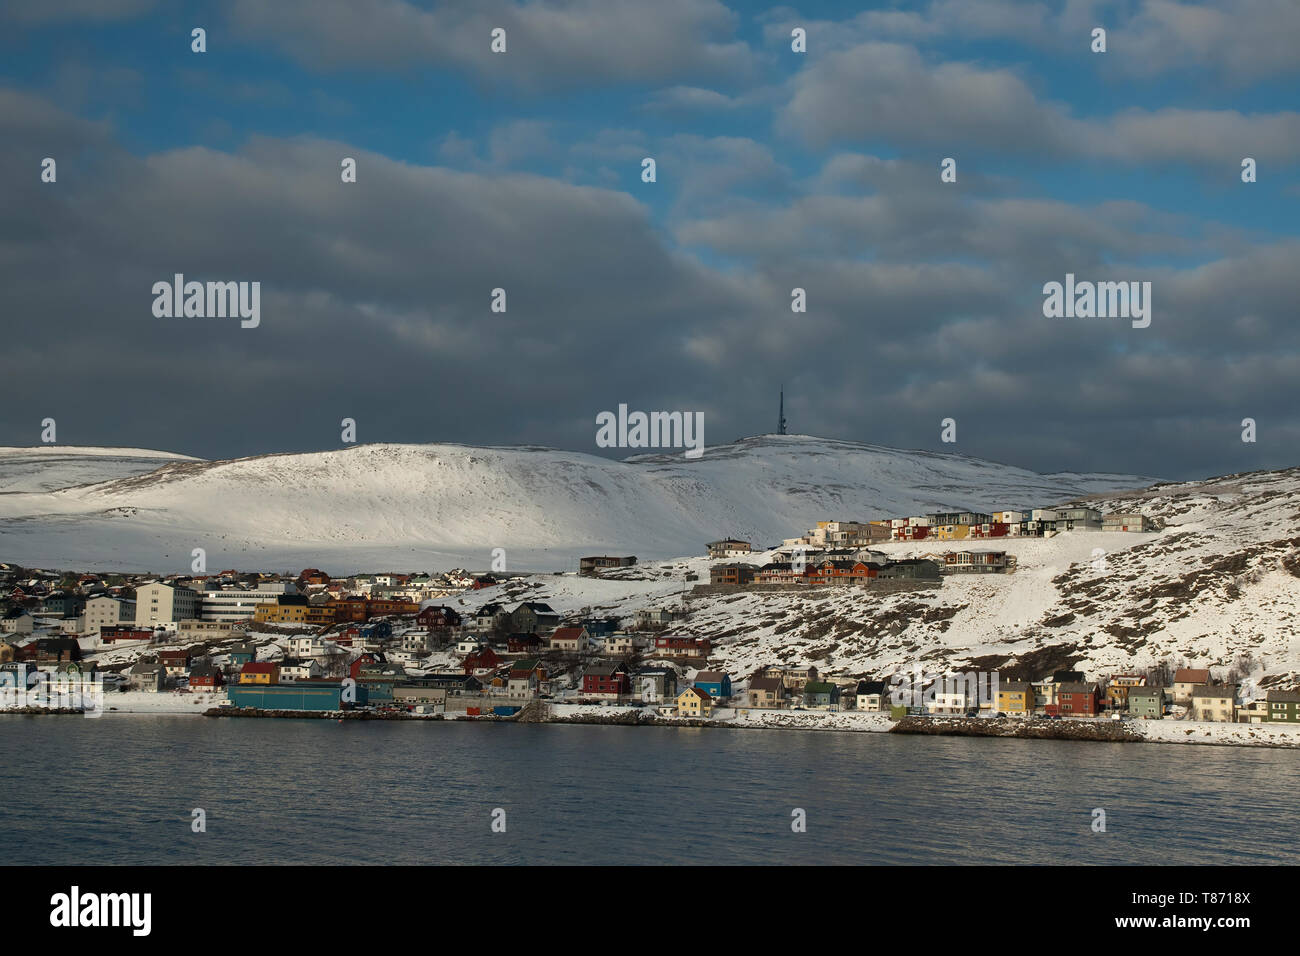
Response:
279,658,324,681
942,551,1013,574
579,555,637,576
1127,687,1165,719
692,670,732,700
510,602,561,634
415,674,483,695
1057,682,1102,716
548,627,590,653
99,626,154,645
853,680,887,712
472,602,509,633
706,539,752,559
748,676,788,709
709,563,757,586
226,644,257,669
27,638,82,663
1171,669,1212,704
157,649,191,677
803,681,842,711
1189,684,1237,722
633,666,678,702
0,608,33,635
634,608,678,630
239,662,280,685
1106,674,1147,708
463,646,502,675
507,659,546,699
400,630,432,654
760,664,819,691
188,659,225,692
1103,512,1154,532
40,591,85,618
129,660,164,693
995,681,1034,715
676,686,713,718
582,662,630,699
653,635,710,659
602,633,635,657
1266,689,1300,723
506,632,544,654
287,636,329,658
877,559,943,581
928,686,976,715
417,605,461,629
579,617,621,638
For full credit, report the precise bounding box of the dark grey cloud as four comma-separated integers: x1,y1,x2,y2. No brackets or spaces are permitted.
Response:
1,89,1297,482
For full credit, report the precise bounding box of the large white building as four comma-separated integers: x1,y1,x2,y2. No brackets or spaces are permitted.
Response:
198,581,296,623
135,583,199,627
85,595,137,632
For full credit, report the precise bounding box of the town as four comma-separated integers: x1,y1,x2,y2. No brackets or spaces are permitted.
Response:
0,501,1291,729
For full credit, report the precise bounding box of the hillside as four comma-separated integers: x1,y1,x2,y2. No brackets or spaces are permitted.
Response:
0,435,1147,572
437,466,1300,691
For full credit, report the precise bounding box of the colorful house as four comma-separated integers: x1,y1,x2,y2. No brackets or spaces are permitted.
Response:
996,681,1034,715
692,670,732,700
1127,687,1165,719
803,681,842,711
1266,689,1300,723
239,661,280,685
676,686,713,718
1056,682,1101,716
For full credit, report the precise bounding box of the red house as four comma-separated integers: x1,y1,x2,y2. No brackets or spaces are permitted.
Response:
188,661,225,690
582,663,630,698
463,646,501,674
1057,682,1101,716
417,605,462,629
507,633,543,654
348,654,380,681
654,636,711,658
100,626,154,645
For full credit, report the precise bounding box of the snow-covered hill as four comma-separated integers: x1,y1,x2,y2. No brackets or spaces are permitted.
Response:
0,446,199,493
0,435,1147,572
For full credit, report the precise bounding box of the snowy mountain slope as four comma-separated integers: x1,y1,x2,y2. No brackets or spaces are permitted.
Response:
0,435,1149,572
0,446,200,493
440,467,1299,691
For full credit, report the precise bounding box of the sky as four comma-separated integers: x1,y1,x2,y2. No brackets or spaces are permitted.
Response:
0,0,1297,481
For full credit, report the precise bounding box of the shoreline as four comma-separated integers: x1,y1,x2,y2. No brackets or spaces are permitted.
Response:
7,698,1299,749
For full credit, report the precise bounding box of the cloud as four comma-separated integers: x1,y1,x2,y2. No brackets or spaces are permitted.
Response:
225,0,760,90
777,41,1300,167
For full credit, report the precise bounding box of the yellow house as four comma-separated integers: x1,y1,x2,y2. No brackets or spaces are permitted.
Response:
238,662,279,684
676,686,713,718
996,681,1034,714
929,524,972,541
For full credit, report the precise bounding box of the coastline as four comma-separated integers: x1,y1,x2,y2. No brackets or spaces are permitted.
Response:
7,695,1299,749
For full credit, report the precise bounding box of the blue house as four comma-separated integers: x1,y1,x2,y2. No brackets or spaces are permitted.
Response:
226,645,256,668
693,670,732,699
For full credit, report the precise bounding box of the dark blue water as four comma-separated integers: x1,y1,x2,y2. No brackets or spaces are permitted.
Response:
1,716,1295,865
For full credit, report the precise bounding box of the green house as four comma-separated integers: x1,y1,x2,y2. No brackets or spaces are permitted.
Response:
1127,687,1165,719
1266,689,1300,722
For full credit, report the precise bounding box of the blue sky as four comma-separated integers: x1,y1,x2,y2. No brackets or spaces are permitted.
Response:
1,0,1297,479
